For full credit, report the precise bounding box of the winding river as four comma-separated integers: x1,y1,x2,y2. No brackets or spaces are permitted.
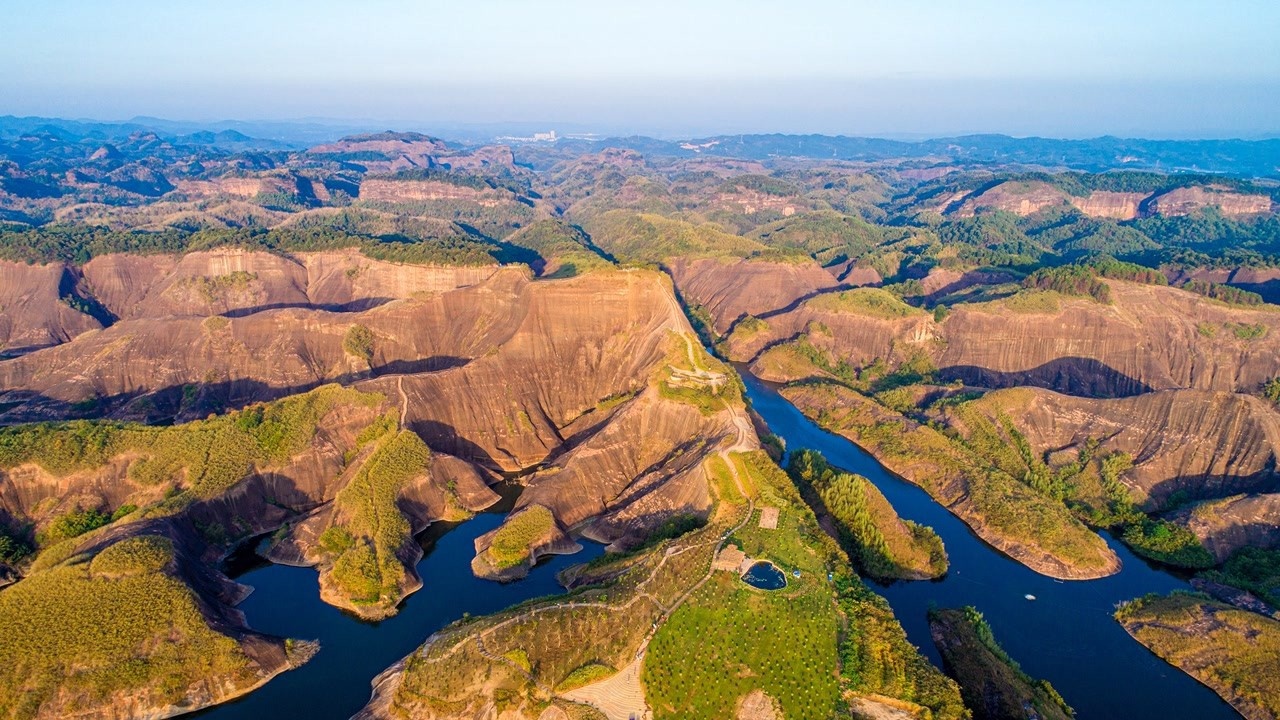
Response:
194,375,1239,720
194,488,603,720
739,369,1239,720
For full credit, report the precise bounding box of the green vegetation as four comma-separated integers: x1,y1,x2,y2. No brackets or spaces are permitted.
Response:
1264,377,1280,405
326,430,431,606
1228,322,1268,340
0,386,382,545
656,333,744,415
177,271,258,302
506,219,612,277
39,507,112,546
0,536,255,719
806,287,923,318
1203,547,1280,607
486,505,556,570
646,453,963,720
784,382,1117,577
1022,265,1112,303
0,531,33,566
787,449,946,579
931,607,1074,720
1121,519,1215,569
0,225,515,267
343,323,376,363
1117,593,1280,720
87,535,173,577
583,211,767,264
555,663,613,692
1182,279,1265,306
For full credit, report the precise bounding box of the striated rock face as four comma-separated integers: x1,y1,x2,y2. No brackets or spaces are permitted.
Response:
720,281,1280,398
950,388,1280,509
1143,186,1273,218
1173,493,1280,562
0,266,743,569
79,248,502,321
712,189,800,216
0,259,102,356
953,181,1069,217
171,173,306,201
1069,190,1147,219
946,180,1274,220
357,178,511,206
667,257,842,334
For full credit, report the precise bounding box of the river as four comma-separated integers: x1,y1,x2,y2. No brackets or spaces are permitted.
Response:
738,368,1239,720
196,374,1238,720
194,486,604,720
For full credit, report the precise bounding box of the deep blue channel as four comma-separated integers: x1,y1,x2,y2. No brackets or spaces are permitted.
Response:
194,488,603,720
739,368,1239,720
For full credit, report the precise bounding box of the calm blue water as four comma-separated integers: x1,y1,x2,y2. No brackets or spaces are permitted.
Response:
194,501,604,720
742,560,788,590
739,369,1239,720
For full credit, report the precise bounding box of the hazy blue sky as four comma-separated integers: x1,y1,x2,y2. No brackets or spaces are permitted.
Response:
3,0,1278,138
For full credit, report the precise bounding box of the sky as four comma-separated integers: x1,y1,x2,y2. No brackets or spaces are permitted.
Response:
3,0,1278,139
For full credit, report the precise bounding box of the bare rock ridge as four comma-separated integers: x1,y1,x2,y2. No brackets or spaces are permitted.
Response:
0,265,741,566
0,259,102,356
952,180,1274,220
948,387,1280,510
694,268,1280,398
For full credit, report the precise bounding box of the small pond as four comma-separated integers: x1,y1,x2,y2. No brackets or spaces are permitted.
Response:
742,561,787,590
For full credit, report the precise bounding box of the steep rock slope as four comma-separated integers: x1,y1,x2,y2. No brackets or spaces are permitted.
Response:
0,260,101,356
80,248,502,320
1172,493,1280,561
722,281,1280,397
666,257,842,334
951,387,1280,508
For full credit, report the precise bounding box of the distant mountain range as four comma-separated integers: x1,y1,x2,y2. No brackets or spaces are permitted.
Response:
2,115,1279,177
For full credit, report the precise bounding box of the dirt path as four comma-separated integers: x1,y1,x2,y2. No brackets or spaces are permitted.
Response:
396,376,409,427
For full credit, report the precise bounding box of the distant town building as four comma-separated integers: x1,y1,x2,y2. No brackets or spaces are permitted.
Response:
532,130,558,142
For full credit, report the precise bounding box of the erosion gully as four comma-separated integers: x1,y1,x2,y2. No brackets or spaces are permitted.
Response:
197,373,1237,720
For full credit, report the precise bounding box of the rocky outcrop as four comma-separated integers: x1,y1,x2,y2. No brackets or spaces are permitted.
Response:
1173,493,1280,562
667,257,842,334
0,259,101,356
1069,190,1147,219
720,281,1280,398
1143,186,1273,218
950,388,1280,509
357,178,512,206
947,180,1274,220
78,248,502,321
953,181,1069,217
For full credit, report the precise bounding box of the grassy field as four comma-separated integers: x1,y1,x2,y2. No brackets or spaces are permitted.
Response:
645,453,964,720
930,607,1072,720
0,536,256,720
1117,592,1280,720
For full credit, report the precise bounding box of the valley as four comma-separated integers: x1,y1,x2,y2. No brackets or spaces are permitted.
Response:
1,122,1279,719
